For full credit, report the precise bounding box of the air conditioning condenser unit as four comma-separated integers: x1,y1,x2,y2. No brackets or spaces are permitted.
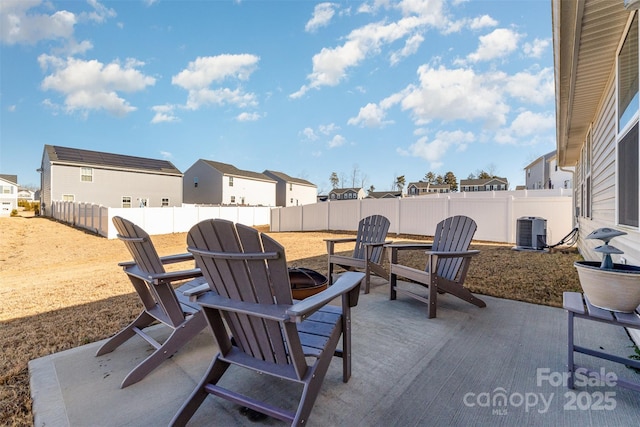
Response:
516,217,547,250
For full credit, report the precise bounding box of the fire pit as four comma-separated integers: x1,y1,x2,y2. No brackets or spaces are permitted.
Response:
288,267,328,299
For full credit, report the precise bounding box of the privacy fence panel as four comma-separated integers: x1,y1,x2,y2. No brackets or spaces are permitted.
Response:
271,190,574,244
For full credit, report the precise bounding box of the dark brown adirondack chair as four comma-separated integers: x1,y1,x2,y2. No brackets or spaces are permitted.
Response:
170,219,364,427
325,214,391,293
96,216,209,388
388,215,485,318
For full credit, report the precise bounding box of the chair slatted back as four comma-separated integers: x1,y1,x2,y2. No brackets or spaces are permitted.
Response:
112,216,183,324
187,219,297,368
352,215,390,262
113,216,165,275
430,215,477,281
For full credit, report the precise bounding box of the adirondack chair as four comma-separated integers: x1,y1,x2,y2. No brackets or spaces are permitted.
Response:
170,219,364,427
325,214,391,294
96,216,209,388
388,215,485,318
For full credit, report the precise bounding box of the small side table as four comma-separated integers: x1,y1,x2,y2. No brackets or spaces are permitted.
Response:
563,291,640,391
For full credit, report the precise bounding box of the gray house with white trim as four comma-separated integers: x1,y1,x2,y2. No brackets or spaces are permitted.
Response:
183,159,276,206
39,145,183,215
262,170,317,207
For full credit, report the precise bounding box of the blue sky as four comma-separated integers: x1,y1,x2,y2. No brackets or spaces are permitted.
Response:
1,0,555,193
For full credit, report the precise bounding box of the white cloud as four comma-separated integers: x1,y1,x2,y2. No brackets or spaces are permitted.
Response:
467,28,521,62
319,123,339,135
0,0,114,47
151,104,179,124
291,1,447,98
82,0,116,24
390,32,424,65
494,111,555,144
172,54,260,110
172,54,259,89
505,68,554,104
469,15,498,30
160,150,173,159
401,129,474,167
399,64,510,128
348,102,391,127
305,3,337,33
236,111,261,122
523,38,550,58
39,55,156,116
328,134,346,148
301,127,318,141
0,0,77,45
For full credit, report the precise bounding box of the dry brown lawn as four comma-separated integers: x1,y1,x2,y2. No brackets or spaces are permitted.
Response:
0,215,582,426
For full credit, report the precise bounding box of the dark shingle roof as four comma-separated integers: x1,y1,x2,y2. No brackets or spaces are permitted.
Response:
263,170,316,187
45,145,182,175
0,174,18,184
202,160,275,182
460,177,508,186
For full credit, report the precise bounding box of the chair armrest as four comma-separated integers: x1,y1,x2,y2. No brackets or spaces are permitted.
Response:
196,292,291,321
426,249,480,258
363,240,392,248
287,271,364,322
183,282,210,299
386,242,433,251
324,237,358,244
118,253,195,268
124,264,203,285
158,253,195,265
325,237,358,255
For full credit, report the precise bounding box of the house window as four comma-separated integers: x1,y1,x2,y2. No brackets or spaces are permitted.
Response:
619,14,639,133
230,196,236,204
289,183,293,191
330,193,336,199
619,122,639,227
290,198,294,204
161,198,169,207
229,176,234,187
62,194,74,202
194,177,198,188
122,197,131,208
1,186,11,194
81,167,93,182
617,16,639,227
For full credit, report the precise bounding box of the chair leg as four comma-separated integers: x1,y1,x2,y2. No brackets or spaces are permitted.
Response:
427,284,437,319
170,355,230,427
121,311,207,388
341,306,352,382
95,311,156,356
364,263,371,294
293,327,343,426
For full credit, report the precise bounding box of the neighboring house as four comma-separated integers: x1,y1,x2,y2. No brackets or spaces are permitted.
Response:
524,150,573,190
263,170,317,207
366,191,402,199
328,187,366,201
317,195,329,202
406,182,451,196
183,159,276,206
553,0,638,265
459,177,508,192
40,145,183,215
18,188,35,201
0,175,18,216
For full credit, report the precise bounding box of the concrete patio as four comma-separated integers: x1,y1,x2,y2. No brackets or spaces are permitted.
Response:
29,278,640,426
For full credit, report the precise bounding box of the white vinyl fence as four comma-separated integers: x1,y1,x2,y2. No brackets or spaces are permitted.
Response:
270,189,575,245
49,201,272,239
